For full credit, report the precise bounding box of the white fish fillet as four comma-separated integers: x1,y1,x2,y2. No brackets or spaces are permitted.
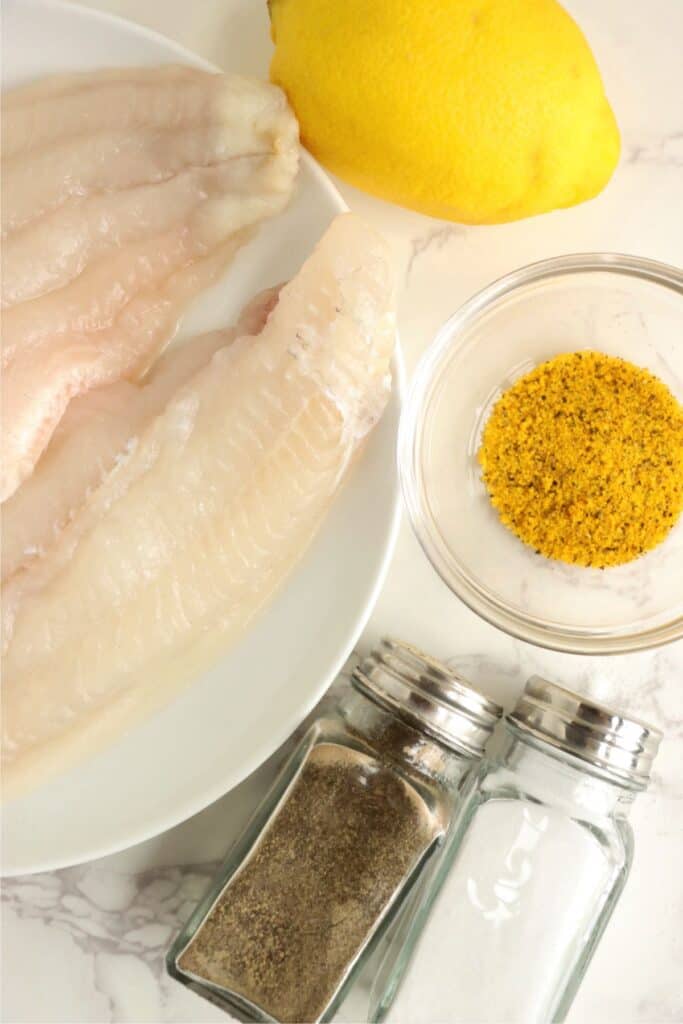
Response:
1,290,278,583
1,214,395,799
0,66,298,500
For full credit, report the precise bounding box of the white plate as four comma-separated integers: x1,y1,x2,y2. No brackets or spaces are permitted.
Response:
1,0,402,875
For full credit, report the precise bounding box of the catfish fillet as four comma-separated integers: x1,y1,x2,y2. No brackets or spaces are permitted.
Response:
1,65,298,500
1,290,277,583
1,214,395,797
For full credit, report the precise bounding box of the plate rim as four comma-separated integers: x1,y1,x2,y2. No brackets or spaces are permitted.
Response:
1,0,404,875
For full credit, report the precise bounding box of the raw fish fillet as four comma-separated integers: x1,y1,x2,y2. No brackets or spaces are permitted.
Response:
1,66,298,500
1,290,278,583
1,214,395,798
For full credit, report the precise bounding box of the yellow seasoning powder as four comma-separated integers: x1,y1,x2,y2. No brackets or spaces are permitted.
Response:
478,351,683,568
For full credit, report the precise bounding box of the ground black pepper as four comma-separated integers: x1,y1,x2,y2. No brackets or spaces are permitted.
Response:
177,742,440,1022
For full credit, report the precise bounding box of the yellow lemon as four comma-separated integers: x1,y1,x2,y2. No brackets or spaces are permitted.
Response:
269,0,620,223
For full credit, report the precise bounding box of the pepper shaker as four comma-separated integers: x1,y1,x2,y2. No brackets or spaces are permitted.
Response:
166,638,502,1023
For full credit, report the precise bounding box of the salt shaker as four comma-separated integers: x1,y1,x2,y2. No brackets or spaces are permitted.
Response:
372,676,662,1024
166,638,502,1023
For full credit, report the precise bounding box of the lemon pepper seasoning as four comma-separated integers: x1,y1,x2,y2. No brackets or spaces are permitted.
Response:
478,351,683,568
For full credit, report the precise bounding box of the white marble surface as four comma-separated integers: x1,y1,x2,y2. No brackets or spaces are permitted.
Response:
2,1,682,1021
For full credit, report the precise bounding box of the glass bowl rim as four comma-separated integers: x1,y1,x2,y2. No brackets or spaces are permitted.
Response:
399,251,683,655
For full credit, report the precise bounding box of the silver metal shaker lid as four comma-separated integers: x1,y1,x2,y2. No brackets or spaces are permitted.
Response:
509,676,662,790
352,638,503,757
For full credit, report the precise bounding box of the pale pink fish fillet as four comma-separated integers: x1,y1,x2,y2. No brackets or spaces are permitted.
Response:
0,66,299,500
4,170,278,364
1,233,243,501
1,214,395,799
3,164,269,308
2,67,296,235
2,65,197,109
2,66,219,159
1,289,278,583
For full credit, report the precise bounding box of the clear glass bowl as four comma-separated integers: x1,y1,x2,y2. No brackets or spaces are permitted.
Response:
399,254,683,654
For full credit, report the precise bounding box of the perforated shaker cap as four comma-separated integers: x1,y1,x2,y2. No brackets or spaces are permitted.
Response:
509,676,662,790
352,638,502,758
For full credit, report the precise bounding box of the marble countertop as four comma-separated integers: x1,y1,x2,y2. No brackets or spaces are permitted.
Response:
2,1,682,1021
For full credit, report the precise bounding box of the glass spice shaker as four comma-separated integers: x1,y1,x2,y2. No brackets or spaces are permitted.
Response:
372,676,662,1024
166,638,502,1023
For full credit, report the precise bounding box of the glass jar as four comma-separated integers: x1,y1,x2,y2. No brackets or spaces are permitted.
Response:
166,639,501,1023
372,675,662,1024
